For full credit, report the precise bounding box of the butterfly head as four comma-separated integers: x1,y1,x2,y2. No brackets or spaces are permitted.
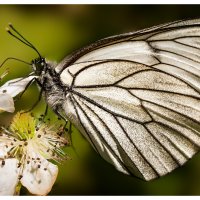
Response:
32,57,46,76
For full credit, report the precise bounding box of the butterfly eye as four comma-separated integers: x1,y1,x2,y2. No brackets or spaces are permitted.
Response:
31,58,45,75
41,58,45,66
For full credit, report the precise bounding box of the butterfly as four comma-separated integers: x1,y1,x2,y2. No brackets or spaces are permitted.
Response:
5,19,200,181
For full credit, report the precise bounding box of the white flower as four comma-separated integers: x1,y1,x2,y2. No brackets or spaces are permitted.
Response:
0,112,68,195
0,74,36,113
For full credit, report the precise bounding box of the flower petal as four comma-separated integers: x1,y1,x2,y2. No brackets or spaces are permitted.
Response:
0,133,15,159
0,158,19,195
0,144,11,159
0,76,36,98
21,155,58,195
0,93,14,113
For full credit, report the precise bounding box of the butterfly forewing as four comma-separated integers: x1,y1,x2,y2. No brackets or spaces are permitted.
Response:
57,19,200,181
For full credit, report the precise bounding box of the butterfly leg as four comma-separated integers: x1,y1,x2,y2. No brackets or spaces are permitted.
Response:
66,121,79,158
39,104,49,122
67,121,72,143
54,106,68,123
15,76,36,101
53,106,69,131
22,87,43,113
53,107,77,152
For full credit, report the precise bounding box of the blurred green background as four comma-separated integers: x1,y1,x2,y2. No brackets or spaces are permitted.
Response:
0,4,200,195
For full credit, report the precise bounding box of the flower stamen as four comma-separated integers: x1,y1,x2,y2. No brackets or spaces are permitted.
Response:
0,112,69,195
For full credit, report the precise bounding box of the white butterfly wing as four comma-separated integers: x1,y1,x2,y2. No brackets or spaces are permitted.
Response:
58,19,200,181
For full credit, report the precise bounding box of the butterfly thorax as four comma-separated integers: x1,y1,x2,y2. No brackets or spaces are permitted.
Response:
35,60,67,112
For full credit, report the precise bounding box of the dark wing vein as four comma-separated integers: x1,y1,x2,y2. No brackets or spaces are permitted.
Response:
129,91,200,128
58,19,200,72
71,89,149,124
148,42,200,65
71,94,136,177
68,95,100,154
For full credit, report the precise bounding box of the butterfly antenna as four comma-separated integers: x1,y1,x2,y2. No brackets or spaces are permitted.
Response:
6,23,42,59
0,57,31,69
